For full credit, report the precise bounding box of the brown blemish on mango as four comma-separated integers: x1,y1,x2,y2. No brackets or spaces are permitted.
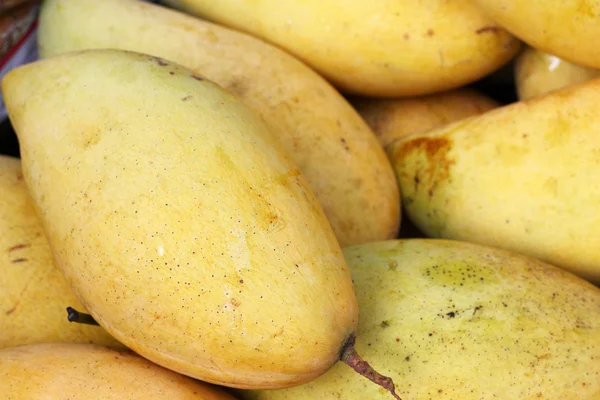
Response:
230,298,241,310
8,243,30,252
5,303,18,315
225,79,247,97
392,136,454,198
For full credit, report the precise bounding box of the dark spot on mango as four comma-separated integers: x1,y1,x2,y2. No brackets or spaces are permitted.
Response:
380,320,390,328
427,29,435,36
181,95,192,101
169,71,174,75
403,33,410,40
156,59,168,66
225,79,246,96
192,75,204,81
8,243,30,252
11,258,28,263
5,305,17,315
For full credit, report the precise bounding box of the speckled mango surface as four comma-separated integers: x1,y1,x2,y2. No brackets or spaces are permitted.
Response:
240,239,600,400
1,49,358,390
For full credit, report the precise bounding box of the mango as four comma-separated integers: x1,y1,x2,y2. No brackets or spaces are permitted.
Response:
38,0,400,247
0,342,238,399
387,78,600,283
350,88,498,148
1,49,359,389
0,154,123,349
515,46,600,100
474,0,600,70
240,239,600,399
162,0,521,97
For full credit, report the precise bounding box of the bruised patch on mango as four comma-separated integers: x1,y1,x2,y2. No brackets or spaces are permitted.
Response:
390,136,455,199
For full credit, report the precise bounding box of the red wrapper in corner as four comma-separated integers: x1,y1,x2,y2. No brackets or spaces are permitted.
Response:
0,1,39,121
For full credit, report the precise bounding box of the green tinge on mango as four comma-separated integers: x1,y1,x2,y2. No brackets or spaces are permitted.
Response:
1,49,359,389
388,77,600,284
239,239,600,399
515,45,600,101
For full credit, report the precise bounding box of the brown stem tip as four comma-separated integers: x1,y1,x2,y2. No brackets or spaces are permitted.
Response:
340,335,402,400
66,306,100,326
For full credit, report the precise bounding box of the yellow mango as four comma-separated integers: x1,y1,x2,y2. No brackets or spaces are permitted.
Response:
474,0,600,70
38,0,400,247
162,0,521,97
387,78,600,283
240,239,600,400
0,342,238,399
0,155,123,349
350,88,498,148
2,49,360,389
515,46,600,100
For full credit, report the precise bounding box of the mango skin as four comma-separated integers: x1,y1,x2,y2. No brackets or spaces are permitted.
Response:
240,239,600,400
0,155,123,350
163,0,521,98
0,342,238,399
387,78,600,284
474,0,600,70
38,0,400,247
2,49,358,389
515,46,600,100
350,88,498,148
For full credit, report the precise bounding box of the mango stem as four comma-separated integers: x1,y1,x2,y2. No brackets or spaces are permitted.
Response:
340,335,402,400
66,306,100,326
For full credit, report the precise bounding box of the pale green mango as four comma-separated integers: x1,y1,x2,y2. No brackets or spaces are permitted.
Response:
240,239,600,399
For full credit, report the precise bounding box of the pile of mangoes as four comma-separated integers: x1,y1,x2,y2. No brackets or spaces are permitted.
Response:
1,1,599,399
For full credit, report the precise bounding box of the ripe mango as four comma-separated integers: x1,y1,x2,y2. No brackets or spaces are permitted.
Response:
350,88,498,148
0,342,238,399
2,49,359,389
162,0,521,97
387,78,600,283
